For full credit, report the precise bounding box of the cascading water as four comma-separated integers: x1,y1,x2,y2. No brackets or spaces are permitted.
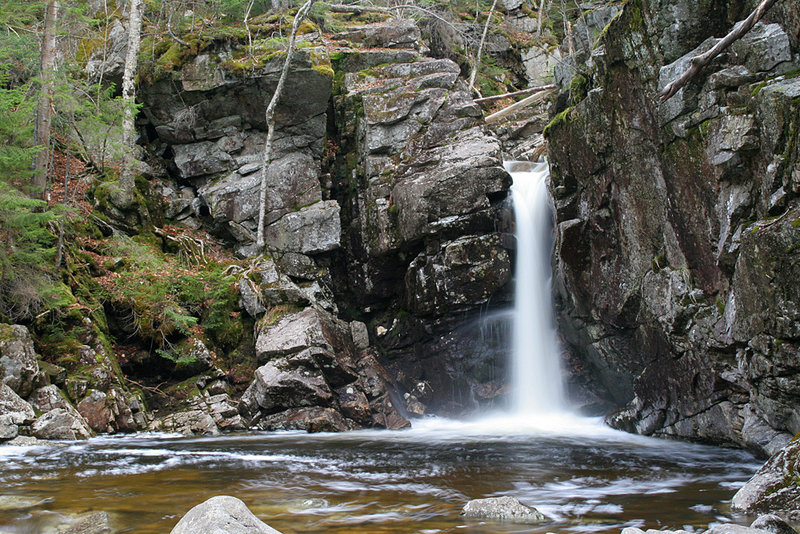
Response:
505,160,566,415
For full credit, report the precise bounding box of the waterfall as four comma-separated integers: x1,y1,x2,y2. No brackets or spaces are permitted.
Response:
506,161,566,415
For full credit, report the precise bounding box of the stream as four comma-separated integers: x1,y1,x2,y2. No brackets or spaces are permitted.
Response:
0,415,760,533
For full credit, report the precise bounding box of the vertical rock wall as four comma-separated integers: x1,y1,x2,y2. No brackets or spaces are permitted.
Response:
546,0,800,454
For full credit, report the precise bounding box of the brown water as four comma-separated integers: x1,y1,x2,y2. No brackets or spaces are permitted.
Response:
0,415,760,533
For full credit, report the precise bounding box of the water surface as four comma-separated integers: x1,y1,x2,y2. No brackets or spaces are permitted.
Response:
0,415,760,533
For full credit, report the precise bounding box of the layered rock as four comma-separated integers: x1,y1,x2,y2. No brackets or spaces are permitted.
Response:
239,307,408,431
545,0,800,453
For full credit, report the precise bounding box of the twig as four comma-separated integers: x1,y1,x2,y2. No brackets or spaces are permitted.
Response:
468,0,498,96
167,8,190,47
660,0,778,101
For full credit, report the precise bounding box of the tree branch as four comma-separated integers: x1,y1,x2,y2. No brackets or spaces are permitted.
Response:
474,84,557,104
660,0,779,101
468,0,498,96
484,86,556,124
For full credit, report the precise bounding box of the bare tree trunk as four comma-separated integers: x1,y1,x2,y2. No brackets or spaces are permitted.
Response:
536,0,546,36
256,0,315,249
468,0,498,97
244,0,256,58
120,0,143,195
660,0,778,101
32,0,59,200
484,86,556,123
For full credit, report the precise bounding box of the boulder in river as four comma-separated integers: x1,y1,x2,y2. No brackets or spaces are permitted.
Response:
732,439,800,520
461,496,545,522
750,514,798,534
170,495,282,534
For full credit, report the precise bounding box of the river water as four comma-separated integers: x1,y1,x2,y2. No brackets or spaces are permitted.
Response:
0,415,760,533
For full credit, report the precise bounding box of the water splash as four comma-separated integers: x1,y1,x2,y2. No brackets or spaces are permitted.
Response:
505,160,566,415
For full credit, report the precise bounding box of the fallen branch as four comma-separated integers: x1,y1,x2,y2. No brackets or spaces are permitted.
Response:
484,87,556,124
474,84,557,104
660,0,779,101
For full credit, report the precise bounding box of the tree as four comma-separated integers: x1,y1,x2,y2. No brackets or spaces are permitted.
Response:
255,0,315,248
119,0,143,197
32,0,59,200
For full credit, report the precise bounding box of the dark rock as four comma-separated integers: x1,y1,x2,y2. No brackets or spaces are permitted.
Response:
262,200,341,254
461,496,545,522
0,324,41,397
170,495,282,534
76,388,137,434
256,406,355,432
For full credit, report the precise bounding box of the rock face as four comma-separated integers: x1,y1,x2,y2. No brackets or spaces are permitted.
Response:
461,496,545,522
732,439,800,520
545,0,800,453
170,496,281,534
139,44,335,254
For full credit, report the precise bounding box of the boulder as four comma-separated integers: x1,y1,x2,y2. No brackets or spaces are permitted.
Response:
150,409,221,436
750,514,798,534
255,406,354,432
0,324,41,397
32,408,92,440
171,496,281,534
239,353,334,419
732,440,800,520
706,526,775,534
0,383,35,424
333,19,422,50
197,392,245,431
57,511,113,534
254,307,346,361
172,338,215,378
461,496,545,522
77,388,138,434
0,414,19,440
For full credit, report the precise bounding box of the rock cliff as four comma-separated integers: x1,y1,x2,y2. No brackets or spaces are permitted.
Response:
545,0,800,455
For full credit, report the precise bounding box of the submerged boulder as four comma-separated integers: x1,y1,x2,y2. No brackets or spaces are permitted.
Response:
461,496,545,522
170,496,281,534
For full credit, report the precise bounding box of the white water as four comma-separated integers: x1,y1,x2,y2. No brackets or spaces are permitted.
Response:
506,160,566,415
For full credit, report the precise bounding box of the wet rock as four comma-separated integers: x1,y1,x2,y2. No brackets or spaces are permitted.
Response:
750,514,798,534
57,511,113,534
461,496,545,522
350,321,369,350
732,439,800,520
0,324,41,397
150,409,220,436
170,495,281,534
32,408,92,440
405,234,512,315
255,406,355,432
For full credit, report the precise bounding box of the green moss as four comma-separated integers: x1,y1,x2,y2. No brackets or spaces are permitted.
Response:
312,64,334,78
543,106,575,138
569,73,590,105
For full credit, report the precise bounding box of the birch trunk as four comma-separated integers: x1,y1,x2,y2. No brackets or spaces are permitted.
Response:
256,0,315,249
467,0,498,96
120,0,143,195
32,0,59,200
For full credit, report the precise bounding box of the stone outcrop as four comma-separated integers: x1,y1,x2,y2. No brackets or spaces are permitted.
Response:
545,0,800,453
240,307,409,431
170,496,281,534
